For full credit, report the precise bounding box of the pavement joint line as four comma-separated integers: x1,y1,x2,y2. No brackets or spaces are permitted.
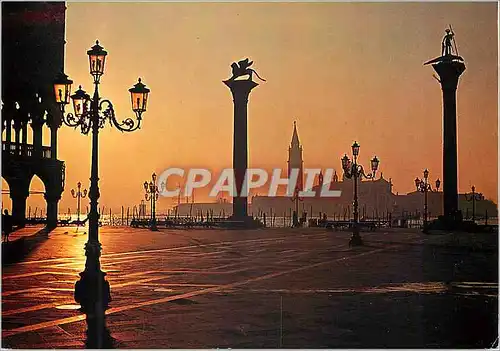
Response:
210,262,243,270
110,276,170,289
139,283,220,288
274,244,345,264
3,271,81,280
2,275,169,298
3,253,299,297
2,301,75,316
2,243,361,296
14,232,334,265
46,254,153,269
115,270,162,279
2,287,51,297
2,241,406,338
101,257,160,267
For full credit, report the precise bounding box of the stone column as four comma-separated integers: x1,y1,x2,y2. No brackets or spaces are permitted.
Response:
46,110,61,160
223,79,258,220
31,118,44,158
11,187,29,228
45,191,61,229
432,60,465,221
50,125,58,159
13,120,21,154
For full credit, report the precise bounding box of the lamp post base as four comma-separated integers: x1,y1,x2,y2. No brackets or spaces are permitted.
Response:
349,228,364,247
422,223,429,234
150,219,158,231
75,270,111,313
85,311,115,349
74,242,111,313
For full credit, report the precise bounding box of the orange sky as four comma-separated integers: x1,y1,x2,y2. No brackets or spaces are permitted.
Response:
2,2,498,213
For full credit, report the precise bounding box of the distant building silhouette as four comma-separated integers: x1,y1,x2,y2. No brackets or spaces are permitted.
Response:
288,121,303,191
2,2,66,229
172,119,498,220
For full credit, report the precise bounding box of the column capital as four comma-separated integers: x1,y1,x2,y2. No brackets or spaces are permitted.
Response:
10,187,29,199
432,60,466,91
223,79,259,102
44,192,62,202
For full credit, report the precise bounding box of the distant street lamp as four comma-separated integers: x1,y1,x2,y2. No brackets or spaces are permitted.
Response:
71,181,87,222
341,141,379,246
464,185,483,222
144,173,159,231
54,40,150,313
415,169,440,233
290,186,303,227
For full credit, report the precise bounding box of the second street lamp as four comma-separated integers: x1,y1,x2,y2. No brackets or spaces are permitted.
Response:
71,181,87,223
144,173,159,231
54,40,150,313
290,185,303,228
415,169,440,233
341,141,379,246
465,185,483,222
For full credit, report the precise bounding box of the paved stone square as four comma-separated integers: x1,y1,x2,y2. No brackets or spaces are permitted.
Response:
1,226,498,348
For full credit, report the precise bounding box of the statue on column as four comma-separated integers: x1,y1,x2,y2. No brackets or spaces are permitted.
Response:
228,58,266,82
425,25,464,65
441,27,455,56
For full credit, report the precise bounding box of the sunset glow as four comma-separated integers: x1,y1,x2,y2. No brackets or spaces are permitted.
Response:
3,2,497,212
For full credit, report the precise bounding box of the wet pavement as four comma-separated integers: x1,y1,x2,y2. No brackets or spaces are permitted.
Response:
1,226,498,348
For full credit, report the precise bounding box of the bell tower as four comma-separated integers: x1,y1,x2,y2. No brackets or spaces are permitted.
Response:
288,121,303,191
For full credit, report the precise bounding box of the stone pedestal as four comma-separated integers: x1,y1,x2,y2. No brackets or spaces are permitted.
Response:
223,79,258,220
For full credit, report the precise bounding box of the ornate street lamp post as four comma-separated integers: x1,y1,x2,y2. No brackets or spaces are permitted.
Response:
144,173,159,231
341,141,379,246
415,169,440,233
465,185,483,222
54,40,150,312
71,181,87,222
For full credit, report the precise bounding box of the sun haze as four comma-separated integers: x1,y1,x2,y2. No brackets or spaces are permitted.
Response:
7,2,497,212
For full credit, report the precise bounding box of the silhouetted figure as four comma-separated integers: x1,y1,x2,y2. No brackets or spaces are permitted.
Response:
442,28,454,56
2,209,13,242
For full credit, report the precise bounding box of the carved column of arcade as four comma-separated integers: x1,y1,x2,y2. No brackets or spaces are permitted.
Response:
21,115,29,156
46,107,61,160
13,108,22,154
10,180,30,228
16,101,29,156
3,100,14,144
45,191,61,229
43,164,64,229
30,95,46,158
